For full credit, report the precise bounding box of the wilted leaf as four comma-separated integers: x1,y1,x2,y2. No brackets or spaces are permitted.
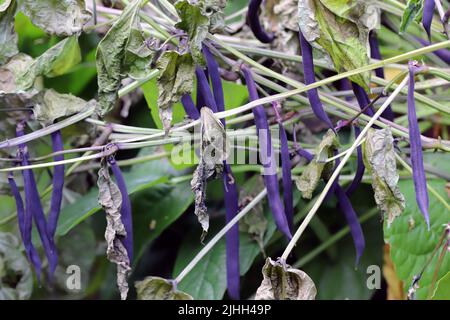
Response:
400,0,424,33
190,107,228,241
298,0,379,89
32,89,89,126
255,257,317,300
383,244,406,300
96,0,153,116
296,129,339,199
21,0,91,36
363,128,405,226
0,0,18,65
97,163,131,300
0,232,33,300
135,277,193,300
16,36,81,90
156,50,195,130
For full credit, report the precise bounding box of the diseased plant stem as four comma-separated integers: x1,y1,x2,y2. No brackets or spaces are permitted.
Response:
280,76,409,261
174,189,268,283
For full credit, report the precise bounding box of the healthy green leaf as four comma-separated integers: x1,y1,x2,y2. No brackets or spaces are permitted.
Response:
21,0,91,36
384,179,450,300
295,129,339,199
135,276,193,300
16,36,81,90
431,271,450,300
400,0,424,33
363,128,405,226
0,232,33,300
255,257,317,300
0,0,18,65
156,50,195,131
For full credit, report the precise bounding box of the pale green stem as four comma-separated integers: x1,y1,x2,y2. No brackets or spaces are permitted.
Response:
280,76,409,261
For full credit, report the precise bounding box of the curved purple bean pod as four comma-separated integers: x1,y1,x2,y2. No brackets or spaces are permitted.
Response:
8,172,42,281
47,130,64,239
181,94,200,120
408,61,430,228
241,65,292,240
299,32,334,129
203,45,225,116
345,126,365,197
369,31,395,121
352,83,375,116
415,37,450,64
223,164,240,300
195,66,218,112
109,156,134,262
16,125,58,278
422,0,435,41
247,0,274,43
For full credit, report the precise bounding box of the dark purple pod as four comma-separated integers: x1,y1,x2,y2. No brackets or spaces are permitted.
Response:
345,126,365,197
247,0,274,43
352,83,375,116
422,0,435,41
47,130,64,239
415,37,450,64
203,45,225,115
299,32,334,129
241,65,292,240
195,66,218,112
109,156,134,262
223,164,240,300
181,94,200,120
408,61,430,227
8,172,42,281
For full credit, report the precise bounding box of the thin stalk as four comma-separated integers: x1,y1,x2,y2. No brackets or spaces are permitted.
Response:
118,69,159,97
280,76,409,261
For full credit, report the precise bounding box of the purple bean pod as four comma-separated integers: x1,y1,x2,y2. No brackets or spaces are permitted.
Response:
415,37,450,64
247,0,274,43
195,66,218,112
8,172,42,281
352,83,375,116
47,130,64,239
203,45,225,117
369,31,395,121
181,94,200,120
345,126,365,197
299,32,334,129
241,65,292,239
408,61,430,228
108,156,134,262
422,0,435,41
16,124,58,278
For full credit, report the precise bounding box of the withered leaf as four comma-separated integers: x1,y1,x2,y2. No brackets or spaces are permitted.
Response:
0,0,18,65
97,163,131,300
156,50,195,131
255,257,317,300
363,128,405,226
296,129,339,199
190,107,228,241
135,277,193,300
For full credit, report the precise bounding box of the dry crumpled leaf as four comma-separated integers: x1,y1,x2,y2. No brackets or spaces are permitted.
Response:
97,162,131,300
296,129,339,199
383,244,405,300
190,107,228,241
255,258,317,300
363,128,405,226
135,276,193,300
0,0,18,65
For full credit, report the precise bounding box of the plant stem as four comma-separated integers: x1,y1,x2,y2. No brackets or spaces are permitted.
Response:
280,76,409,261
175,188,268,283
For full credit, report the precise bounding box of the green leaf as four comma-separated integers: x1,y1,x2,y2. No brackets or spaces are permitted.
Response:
156,50,195,130
298,0,376,89
32,89,89,126
384,179,450,300
56,152,171,236
0,232,33,300
295,129,339,199
135,276,193,300
175,0,210,64
96,0,152,116
431,272,450,300
16,36,81,90
363,128,405,226
0,0,18,65
21,0,91,36
400,0,424,33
